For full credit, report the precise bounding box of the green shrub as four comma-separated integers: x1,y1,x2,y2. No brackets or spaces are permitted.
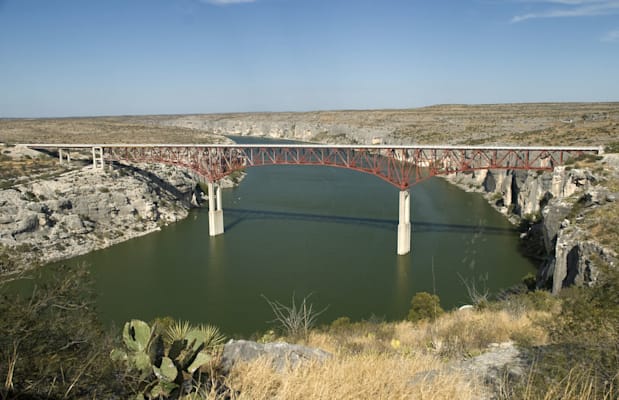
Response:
407,292,444,322
330,316,351,330
229,169,245,185
521,273,537,291
564,153,603,165
489,192,503,201
604,141,619,153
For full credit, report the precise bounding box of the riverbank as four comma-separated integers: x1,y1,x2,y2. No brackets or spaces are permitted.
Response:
1,107,617,399
441,154,619,292
0,163,189,275
4,259,617,399
0,143,244,276
1,104,617,289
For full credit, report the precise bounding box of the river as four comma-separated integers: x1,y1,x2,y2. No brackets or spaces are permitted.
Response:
22,137,535,336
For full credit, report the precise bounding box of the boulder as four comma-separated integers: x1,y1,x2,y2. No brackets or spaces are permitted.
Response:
13,213,39,235
47,199,72,212
221,340,332,372
118,204,137,217
458,341,526,397
63,214,85,232
0,215,14,224
26,202,48,214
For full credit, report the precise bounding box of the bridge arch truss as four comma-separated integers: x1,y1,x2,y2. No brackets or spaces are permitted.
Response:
25,143,601,255
103,144,600,190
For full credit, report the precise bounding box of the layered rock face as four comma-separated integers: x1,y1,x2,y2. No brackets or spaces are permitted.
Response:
0,163,198,272
446,167,591,221
445,163,618,293
158,116,381,145
539,190,617,294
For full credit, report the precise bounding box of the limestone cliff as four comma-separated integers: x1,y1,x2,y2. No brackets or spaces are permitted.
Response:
0,163,201,274
158,116,378,145
444,159,618,293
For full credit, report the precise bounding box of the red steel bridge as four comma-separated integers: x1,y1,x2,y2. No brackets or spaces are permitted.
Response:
25,143,602,255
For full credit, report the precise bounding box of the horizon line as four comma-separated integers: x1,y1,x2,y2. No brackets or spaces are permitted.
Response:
2,100,619,120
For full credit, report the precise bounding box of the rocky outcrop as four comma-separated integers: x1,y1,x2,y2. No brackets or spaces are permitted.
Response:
410,341,527,400
221,339,332,372
159,116,383,145
0,163,205,273
445,166,594,223
458,342,526,400
444,160,618,293
539,193,617,294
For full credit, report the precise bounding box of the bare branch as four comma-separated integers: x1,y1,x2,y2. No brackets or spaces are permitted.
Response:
261,293,328,340
458,273,489,307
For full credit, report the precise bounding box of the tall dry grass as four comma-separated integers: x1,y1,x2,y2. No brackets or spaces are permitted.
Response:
208,308,553,399
224,352,479,400
507,366,617,400
304,308,550,358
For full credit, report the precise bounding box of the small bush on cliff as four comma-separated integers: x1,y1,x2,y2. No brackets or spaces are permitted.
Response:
521,273,537,292
605,141,619,153
407,292,444,322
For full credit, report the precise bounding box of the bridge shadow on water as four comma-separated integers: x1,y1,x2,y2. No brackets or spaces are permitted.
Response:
222,208,517,236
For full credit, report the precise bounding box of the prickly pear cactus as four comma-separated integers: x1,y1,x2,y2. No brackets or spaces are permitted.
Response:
112,318,226,399
153,356,178,382
187,350,212,374
185,329,205,351
123,319,151,352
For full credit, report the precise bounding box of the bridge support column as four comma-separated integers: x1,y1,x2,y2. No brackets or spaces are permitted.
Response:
397,190,411,255
58,149,71,165
92,147,104,171
207,182,224,237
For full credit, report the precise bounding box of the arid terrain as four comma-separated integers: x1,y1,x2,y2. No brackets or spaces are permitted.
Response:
1,103,618,399
1,102,618,147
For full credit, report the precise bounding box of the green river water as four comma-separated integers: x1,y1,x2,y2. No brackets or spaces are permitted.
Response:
17,137,536,336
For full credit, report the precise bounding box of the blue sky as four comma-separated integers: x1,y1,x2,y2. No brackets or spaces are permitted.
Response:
0,0,618,117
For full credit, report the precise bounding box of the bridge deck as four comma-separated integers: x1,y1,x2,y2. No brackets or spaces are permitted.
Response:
22,142,602,190
22,143,602,152
20,142,603,255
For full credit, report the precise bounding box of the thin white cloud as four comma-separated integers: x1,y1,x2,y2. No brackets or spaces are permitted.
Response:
511,0,619,22
515,0,612,4
540,0,611,4
201,0,256,5
601,29,619,41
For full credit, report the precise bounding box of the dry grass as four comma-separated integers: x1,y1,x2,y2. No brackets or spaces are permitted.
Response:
225,353,479,400
586,202,619,248
218,308,551,399
302,308,550,359
515,367,617,400
579,157,619,249
0,147,70,188
220,268,619,400
1,102,618,146
0,115,229,144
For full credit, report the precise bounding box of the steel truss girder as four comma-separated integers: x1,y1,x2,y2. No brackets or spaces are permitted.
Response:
105,146,596,189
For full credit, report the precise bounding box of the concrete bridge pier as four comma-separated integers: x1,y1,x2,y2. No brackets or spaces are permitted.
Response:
207,181,224,236
92,147,105,171
58,148,71,165
397,190,411,255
